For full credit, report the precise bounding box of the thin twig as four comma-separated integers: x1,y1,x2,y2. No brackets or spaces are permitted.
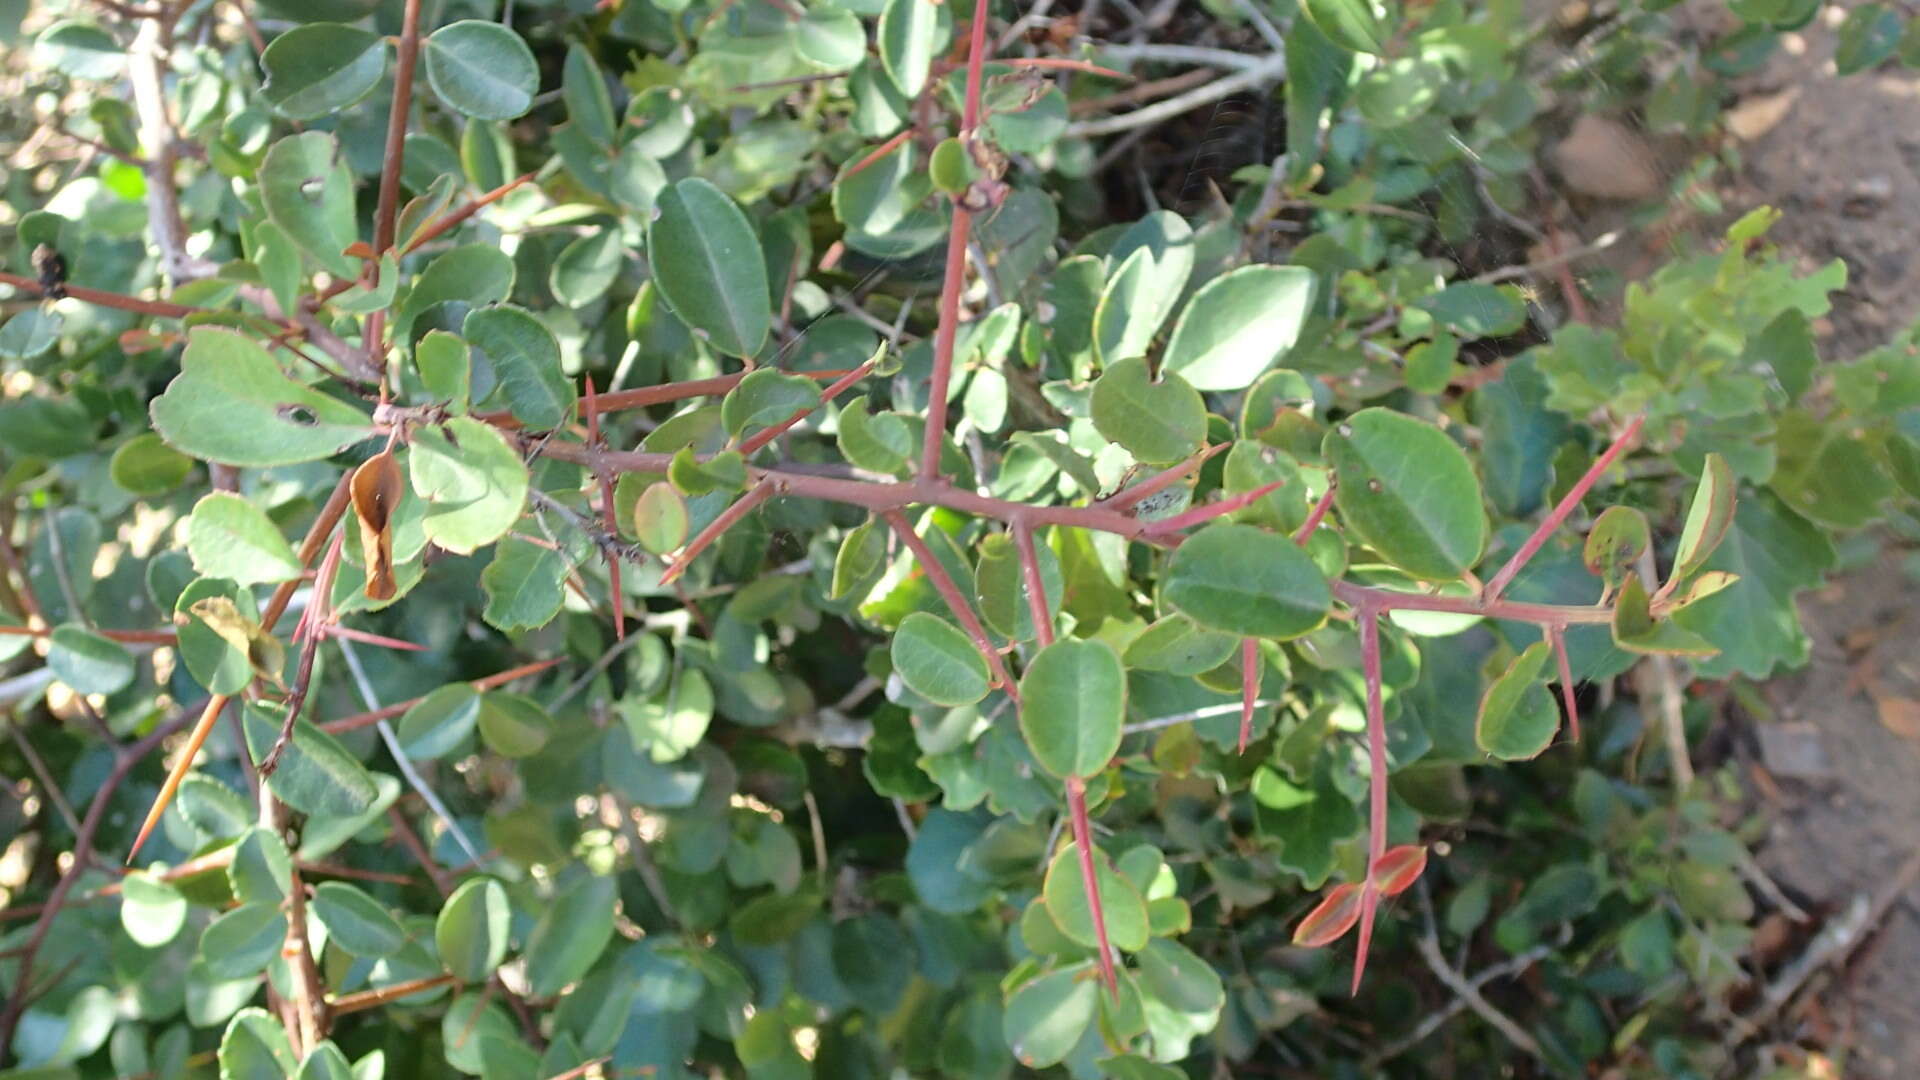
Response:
1064,53,1286,138
335,638,486,867
1635,548,1695,790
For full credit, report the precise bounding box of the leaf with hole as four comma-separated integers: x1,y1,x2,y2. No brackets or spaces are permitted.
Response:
150,328,374,467
1090,357,1206,466
1583,505,1649,592
258,132,359,278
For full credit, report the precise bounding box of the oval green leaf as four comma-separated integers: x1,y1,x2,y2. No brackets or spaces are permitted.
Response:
261,24,387,120
1018,638,1125,779
310,881,407,958
646,178,772,359
1325,408,1488,581
891,611,991,707
423,20,539,121
1163,523,1331,639
436,877,511,983
1161,265,1315,391
1042,841,1150,952
1090,356,1206,466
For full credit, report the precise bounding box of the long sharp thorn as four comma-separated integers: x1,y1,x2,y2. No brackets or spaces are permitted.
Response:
1550,626,1580,742
129,695,227,862
1353,605,1388,994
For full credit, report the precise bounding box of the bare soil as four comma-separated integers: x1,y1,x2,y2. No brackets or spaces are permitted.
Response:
1692,8,1920,1074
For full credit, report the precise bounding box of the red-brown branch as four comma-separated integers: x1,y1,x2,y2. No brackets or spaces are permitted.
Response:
0,271,205,319
1480,414,1645,606
882,510,1019,702
917,0,994,485
373,0,424,256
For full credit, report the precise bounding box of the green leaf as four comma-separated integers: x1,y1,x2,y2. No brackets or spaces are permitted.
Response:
832,912,918,1013
0,311,62,365
242,702,379,816
37,20,122,79
398,245,515,340
1672,454,1736,585
1017,638,1125,779
722,369,820,439
1300,0,1387,53
1161,265,1315,391
1835,3,1902,74
974,532,1064,642
150,328,374,467
481,540,568,632
1094,214,1196,366
47,624,133,695
398,683,482,759
1674,493,1834,678
525,875,617,996
837,399,915,476
794,8,866,71
632,481,690,555
562,43,616,146
1135,937,1225,1017
260,24,386,120
1090,357,1206,465
0,395,90,458
878,0,949,95
417,330,471,413
200,902,287,979
120,872,188,948
1124,614,1239,676
1414,282,1526,340
1253,758,1362,888
259,132,359,278
619,667,713,762
1002,964,1098,1069
423,20,539,120
1163,523,1330,638
477,692,553,758
1611,576,1719,657
549,228,624,309
228,826,292,905
187,492,301,586
1325,408,1488,581
647,178,772,358
1043,842,1150,952
891,611,990,707
408,417,529,555
311,882,407,958
1583,505,1650,592
218,1008,299,1080
296,1043,355,1080
436,877,512,983
464,306,575,431
1474,642,1558,760
1771,410,1892,529
109,433,194,495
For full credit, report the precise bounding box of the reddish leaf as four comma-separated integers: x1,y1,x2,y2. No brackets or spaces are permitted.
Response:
1292,882,1364,948
1372,844,1428,897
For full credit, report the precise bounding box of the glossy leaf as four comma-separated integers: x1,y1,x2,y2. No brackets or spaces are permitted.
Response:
242,702,379,816
311,882,407,958
464,306,575,431
47,625,134,695
1161,265,1315,391
1674,453,1736,580
1003,965,1099,1069
1326,408,1488,581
